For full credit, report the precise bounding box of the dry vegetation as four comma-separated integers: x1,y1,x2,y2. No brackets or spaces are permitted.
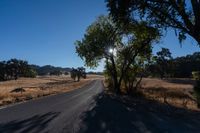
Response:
140,78,197,110
0,76,197,110
104,78,198,110
0,75,103,107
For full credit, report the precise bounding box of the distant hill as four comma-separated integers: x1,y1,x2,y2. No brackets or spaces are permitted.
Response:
30,65,72,75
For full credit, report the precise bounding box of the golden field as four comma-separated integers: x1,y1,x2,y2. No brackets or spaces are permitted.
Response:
140,78,197,110
0,75,103,107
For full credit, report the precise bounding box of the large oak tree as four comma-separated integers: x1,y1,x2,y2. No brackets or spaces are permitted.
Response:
75,16,160,94
107,0,200,45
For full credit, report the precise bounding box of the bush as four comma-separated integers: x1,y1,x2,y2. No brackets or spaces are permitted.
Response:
192,71,200,80
23,69,37,78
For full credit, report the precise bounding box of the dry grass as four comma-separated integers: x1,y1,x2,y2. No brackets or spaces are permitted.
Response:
0,75,102,107
140,78,197,110
103,77,198,110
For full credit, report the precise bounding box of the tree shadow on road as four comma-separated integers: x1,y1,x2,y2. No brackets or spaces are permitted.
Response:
0,112,60,133
79,93,200,133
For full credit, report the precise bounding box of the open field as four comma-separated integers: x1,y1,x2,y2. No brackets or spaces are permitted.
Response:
104,77,198,110
140,78,197,110
0,76,197,110
0,75,103,107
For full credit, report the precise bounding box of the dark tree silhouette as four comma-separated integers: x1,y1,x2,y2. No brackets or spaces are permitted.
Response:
0,59,37,81
155,48,172,79
70,67,86,82
107,0,200,45
49,70,62,76
146,51,200,78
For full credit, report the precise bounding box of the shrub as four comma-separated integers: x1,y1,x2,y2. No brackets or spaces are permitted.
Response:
23,69,37,78
192,71,200,80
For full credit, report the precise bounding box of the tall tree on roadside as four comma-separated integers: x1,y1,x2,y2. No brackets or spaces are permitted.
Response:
75,16,160,94
107,0,200,45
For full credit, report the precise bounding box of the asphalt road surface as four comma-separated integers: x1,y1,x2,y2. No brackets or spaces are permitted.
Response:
0,80,103,133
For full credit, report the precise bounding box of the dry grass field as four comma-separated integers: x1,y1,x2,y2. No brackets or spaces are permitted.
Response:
0,76,197,110
104,78,198,110
140,78,197,110
0,75,103,107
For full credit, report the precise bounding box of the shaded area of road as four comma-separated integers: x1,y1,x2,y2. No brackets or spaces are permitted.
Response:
79,93,200,133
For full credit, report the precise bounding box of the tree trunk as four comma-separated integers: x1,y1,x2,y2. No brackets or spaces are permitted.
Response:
198,102,200,108
115,83,121,94
112,75,121,94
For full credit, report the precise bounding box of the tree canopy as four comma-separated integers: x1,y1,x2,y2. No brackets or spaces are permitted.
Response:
75,15,160,94
107,0,200,45
147,51,200,78
0,59,37,81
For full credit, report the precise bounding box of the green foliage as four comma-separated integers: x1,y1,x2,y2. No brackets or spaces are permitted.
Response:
75,15,120,68
147,52,200,78
0,59,34,81
107,0,200,45
123,63,144,94
70,67,86,82
75,15,160,94
23,69,37,78
155,48,172,79
192,71,200,80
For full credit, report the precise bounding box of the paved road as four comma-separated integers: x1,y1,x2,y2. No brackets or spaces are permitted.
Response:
1,79,200,133
0,80,103,133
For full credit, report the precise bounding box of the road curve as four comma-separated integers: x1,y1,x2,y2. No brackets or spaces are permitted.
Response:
0,80,103,133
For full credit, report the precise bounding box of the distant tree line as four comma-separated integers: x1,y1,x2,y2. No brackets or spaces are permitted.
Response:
87,71,103,75
0,59,37,81
30,65,71,76
147,49,200,78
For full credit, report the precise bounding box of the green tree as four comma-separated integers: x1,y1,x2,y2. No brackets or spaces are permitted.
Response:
6,59,29,80
0,61,6,81
155,48,172,79
75,16,160,94
70,67,86,82
107,0,200,45
0,59,35,81
70,68,77,81
23,68,37,78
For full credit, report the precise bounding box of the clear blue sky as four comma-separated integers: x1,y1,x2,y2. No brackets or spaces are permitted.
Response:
0,0,199,72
